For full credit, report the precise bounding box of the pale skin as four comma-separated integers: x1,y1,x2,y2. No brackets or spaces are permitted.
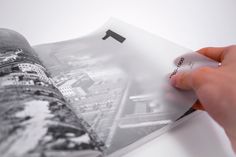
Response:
170,45,236,152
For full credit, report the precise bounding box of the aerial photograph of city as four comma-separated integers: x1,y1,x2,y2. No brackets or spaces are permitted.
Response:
0,46,104,157
34,37,183,155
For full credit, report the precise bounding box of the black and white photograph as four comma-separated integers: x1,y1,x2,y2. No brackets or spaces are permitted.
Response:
34,19,201,155
0,32,104,157
0,1,236,157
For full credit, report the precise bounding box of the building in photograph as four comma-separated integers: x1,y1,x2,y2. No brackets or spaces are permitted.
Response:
18,63,53,84
118,94,172,129
57,73,94,98
0,48,22,62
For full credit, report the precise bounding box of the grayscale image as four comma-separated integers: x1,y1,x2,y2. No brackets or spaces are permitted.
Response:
0,19,206,157
36,48,176,155
0,30,104,157
34,19,198,155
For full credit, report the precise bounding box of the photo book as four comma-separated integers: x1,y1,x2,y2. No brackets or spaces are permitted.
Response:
0,18,218,157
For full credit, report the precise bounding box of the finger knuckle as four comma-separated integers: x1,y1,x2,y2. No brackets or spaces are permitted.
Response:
227,45,236,52
228,45,236,49
191,67,214,88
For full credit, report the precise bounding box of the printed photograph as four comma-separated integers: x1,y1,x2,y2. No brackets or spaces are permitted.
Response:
35,34,184,155
0,47,104,157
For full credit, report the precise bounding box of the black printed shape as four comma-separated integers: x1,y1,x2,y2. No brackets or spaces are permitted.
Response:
102,30,126,43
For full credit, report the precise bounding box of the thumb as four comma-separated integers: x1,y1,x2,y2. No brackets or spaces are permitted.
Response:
170,67,215,90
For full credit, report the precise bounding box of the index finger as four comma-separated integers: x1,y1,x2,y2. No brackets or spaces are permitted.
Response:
197,47,227,62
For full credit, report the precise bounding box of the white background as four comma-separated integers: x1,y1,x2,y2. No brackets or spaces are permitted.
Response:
0,0,236,156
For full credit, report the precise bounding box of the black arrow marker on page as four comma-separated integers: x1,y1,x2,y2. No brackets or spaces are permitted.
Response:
102,29,126,43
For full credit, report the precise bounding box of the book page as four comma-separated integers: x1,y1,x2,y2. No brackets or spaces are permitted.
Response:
34,19,217,156
0,29,104,157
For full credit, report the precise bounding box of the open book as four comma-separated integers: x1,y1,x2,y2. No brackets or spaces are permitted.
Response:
0,19,218,157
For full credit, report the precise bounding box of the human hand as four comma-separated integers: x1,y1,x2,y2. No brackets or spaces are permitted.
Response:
170,46,236,152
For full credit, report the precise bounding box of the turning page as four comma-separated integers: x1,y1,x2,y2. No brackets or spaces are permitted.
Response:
34,19,218,156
